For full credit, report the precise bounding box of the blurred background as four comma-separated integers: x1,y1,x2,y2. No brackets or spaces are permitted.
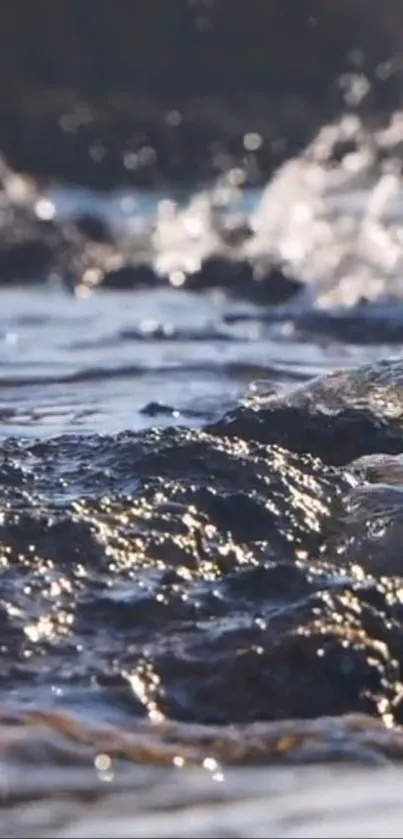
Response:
0,0,400,188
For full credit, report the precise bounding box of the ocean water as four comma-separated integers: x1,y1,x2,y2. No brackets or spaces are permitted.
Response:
5,154,403,440
4,118,403,834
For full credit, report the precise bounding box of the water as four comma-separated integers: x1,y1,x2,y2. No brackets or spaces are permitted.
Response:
5,117,403,833
1,284,373,440
4,160,402,440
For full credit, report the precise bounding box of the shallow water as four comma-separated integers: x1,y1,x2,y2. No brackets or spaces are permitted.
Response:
2,284,385,440
6,120,403,832
3,170,401,440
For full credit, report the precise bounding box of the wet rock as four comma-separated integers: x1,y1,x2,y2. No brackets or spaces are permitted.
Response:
184,257,253,292
242,261,303,305
0,205,72,285
0,427,358,725
218,220,254,248
324,452,403,578
0,176,116,287
329,136,361,165
150,584,402,723
1,422,403,726
182,256,303,303
210,358,403,465
0,237,53,284
101,262,159,290
349,452,403,485
324,482,403,577
74,213,114,244
4,358,403,728
140,402,180,417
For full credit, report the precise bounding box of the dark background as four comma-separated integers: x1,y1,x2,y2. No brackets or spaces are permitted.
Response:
0,0,399,187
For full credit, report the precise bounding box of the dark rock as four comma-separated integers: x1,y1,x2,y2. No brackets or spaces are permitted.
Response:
153,585,401,723
0,238,53,283
140,402,179,417
329,137,360,165
2,413,403,727
219,220,254,248
0,203,74,285
5,358,403,726
101,262,159,290
324,482,403,577
184,256,253,292
183,256,302,303
74,212,114,244
245,262,303,305
209,357,403,466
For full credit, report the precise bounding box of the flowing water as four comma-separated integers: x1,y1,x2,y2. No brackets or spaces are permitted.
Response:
5,116,403,834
